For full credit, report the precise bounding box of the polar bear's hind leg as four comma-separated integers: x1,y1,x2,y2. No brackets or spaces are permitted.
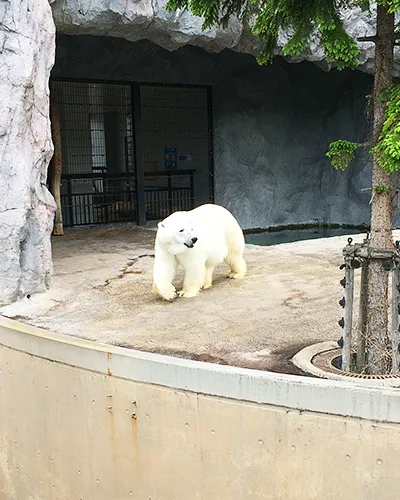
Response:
226,250,246,279
225,225,246,279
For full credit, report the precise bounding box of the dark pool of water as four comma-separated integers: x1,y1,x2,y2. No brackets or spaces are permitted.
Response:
245,227,366,246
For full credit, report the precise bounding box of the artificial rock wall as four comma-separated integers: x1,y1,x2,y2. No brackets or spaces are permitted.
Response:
53,35,373,229
50,0,400,75
0,1,56,304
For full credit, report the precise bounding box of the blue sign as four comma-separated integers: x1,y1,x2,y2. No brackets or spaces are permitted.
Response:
164,148,177,170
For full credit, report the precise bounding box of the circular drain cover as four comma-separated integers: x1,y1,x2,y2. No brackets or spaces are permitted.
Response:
312,348,400,379
292,341,400,386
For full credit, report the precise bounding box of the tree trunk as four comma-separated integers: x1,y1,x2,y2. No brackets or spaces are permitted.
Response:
49,98,64,236
365,6,394,374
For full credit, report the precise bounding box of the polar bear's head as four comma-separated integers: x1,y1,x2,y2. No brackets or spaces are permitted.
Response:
156,211,198,255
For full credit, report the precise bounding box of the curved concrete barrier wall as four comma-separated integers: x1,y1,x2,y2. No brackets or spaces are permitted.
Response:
1,316,400,500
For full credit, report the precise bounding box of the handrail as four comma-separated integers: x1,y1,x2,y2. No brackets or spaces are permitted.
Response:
61,170,196,180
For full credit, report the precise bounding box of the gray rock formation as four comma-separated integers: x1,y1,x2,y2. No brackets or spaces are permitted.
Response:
50,1,399,74
0,0,56,305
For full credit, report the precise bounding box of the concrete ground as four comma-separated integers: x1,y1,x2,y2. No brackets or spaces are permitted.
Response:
2,225,390,375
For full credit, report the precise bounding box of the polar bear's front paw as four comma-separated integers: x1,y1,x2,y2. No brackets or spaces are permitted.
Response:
153,282,177,301
178,288,200,298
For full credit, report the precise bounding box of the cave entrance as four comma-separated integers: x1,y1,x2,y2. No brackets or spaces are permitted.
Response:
50,79,214,227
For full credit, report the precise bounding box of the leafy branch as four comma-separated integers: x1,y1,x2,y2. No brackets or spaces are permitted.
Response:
166,0,361,69
327,84,400,174
370,84,400,173
326,140,361,170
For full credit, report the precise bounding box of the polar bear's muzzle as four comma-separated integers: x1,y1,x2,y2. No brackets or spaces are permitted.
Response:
184,237,198,248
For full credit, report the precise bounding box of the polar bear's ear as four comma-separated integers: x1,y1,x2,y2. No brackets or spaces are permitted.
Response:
158,222,165,229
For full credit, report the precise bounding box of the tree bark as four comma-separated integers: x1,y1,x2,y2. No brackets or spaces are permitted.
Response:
356,252,368,371
365,6,394,374
49,98,64,236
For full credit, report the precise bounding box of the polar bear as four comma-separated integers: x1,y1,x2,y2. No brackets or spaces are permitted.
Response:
153,204,246,301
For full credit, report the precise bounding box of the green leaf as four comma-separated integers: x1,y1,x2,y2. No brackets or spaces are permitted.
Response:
165,0,370,69
326,140,359,170
371,84,400,173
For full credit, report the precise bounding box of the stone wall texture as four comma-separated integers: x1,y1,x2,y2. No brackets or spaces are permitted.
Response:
0,1,56,304
50,0,400,75
53,35,373,229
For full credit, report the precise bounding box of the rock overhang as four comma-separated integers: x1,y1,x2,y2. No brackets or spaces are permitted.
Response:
50,0,400,75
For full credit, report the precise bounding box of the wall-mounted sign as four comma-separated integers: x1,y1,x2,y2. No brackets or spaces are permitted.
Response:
164,147,177,170
178,153,192,162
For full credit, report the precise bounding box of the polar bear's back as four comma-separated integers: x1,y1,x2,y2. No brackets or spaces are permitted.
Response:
190,204,244,257
190,203,242,230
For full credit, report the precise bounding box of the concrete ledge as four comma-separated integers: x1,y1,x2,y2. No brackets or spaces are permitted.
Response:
2,315,400,499
1,316,400,424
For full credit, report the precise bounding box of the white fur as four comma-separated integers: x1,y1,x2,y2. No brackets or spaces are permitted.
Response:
153,204,246,301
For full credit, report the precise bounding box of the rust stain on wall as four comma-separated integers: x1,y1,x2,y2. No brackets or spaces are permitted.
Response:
107,352,112,376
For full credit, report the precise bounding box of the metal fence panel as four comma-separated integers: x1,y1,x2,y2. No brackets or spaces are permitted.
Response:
51,80,213,227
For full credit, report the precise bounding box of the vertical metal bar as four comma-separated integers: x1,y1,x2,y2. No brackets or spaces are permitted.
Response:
91,192,94,224
190,172,195,209
82,194,85,225
168,173,173,214
131,84,146,226
79,194,82,225
356,259,368,371
391,266,400,373
206,86,214,203
67,178,74,227
124,136,129,173
342,261,354,372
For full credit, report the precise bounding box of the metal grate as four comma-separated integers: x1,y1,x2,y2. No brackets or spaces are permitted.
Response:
145,170,195,220
60,172,137,226
140,85,212,213
50,80,213,227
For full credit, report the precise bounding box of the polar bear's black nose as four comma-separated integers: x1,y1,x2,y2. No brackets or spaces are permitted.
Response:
191,237,198,244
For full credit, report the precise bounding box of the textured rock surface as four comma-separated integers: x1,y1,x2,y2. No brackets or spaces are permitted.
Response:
54,35,373,229
50,1,400,74
212,54,373,228
0,1,56,304
51,0,244,54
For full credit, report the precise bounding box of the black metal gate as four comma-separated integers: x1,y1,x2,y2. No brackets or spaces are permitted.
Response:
50,80,213,227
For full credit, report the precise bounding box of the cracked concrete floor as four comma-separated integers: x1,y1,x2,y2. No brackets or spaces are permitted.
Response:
1,225,387,375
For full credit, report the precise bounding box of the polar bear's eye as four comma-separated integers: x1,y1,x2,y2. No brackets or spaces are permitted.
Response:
179,229,184,232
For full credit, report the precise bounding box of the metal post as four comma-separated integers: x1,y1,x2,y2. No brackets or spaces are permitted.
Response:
206,86,214,203
189,172,195,209
356,259,368,371
342,259,355,372
131,84,146,226
392,265,400,373
67,177,74,227
167,173,173,214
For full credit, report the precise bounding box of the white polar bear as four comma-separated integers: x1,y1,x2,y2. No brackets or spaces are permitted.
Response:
153,204,247,301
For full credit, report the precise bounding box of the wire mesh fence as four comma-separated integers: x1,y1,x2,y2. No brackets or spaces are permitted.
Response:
50,80,213,227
